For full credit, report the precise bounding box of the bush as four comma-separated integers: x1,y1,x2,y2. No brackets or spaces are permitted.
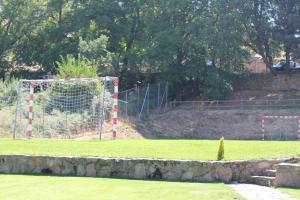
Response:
202,68,233,100
56,54,98,78
48,54,104,113
217,136,225,161
0,74,19,109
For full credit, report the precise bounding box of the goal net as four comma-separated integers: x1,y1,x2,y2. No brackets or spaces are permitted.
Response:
262,115,300,141
13,77,119,140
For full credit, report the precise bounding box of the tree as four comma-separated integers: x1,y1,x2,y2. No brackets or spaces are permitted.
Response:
14,0,79,71
0,0,45,74
240,0,279,73
272,0,300,67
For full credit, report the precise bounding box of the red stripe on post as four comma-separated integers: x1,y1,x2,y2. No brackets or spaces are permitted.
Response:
29,107,33,113
28,119,33,124
30,82,36,88
114,78,119,86
113,93,119,99
27,131,32,137
113,118,117,124
113,105,118,111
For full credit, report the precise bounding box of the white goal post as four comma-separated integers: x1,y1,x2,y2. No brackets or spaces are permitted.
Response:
262,115,300,141
13,77,119,140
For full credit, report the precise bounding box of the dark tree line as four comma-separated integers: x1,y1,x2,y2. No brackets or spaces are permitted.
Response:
0,0,300,99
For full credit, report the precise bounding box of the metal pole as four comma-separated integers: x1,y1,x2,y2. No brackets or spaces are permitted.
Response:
262,117,265,141
164,82,168,110
12,82,21,140
66,112,70,139
147,83,150,115
42,95,45,137
159,86,167,111
99,78,107,140
139,84,149,119
158,83,160,109
137,85,140,117
125,90,128,119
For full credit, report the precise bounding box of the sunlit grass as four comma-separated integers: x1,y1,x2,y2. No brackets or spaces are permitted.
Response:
279,187,300,200
0,139,299,160
0,174,244,200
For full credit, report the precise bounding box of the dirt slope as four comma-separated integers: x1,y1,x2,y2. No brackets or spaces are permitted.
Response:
134,74,300,140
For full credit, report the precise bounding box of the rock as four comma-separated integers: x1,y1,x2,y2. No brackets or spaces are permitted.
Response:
97,166,111,177
86,163,96,176
134,163,146,179
0,164,10,173
258,161,271,169
215,166,233,183
0,154,298,185
77,164,86,176
61,162,74,175
275,163,300,188
181,171,193,181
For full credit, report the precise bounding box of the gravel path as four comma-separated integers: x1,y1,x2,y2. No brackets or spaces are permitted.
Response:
230,184,297,200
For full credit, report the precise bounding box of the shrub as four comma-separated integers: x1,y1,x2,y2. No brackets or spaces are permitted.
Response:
202,68,233,100
49,54,104,113
56,54,98,78
217,136,225,161
0,74,19,109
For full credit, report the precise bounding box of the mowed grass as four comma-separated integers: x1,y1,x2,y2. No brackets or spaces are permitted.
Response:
279,188,300,200
0,174,244,200
0,139,299,160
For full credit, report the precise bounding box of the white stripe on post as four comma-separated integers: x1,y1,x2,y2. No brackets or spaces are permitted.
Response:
27,82,35,138
112,78,119,139
262,118,265,140
298,117,300,141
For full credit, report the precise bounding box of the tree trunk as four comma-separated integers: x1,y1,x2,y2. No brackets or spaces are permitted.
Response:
285,46,291,73
262,55,275,75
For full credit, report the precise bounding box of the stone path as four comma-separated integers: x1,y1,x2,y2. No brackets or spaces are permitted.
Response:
230,184,297,200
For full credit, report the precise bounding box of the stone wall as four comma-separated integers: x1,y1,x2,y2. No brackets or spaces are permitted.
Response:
275,163,300,188
234,73,300,91
0,155,298,183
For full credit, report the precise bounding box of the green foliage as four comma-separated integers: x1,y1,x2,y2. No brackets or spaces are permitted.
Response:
0,74,19,108
79,35,112,68
56,55,98,78
217,137,225,161
1,0,299,99
203,69,233,100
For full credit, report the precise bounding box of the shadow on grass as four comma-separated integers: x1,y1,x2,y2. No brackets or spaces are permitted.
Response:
0,173,223,185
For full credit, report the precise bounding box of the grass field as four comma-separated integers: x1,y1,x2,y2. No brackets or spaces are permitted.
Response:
279,188,300,200
0,139,299,160
0,175,244,200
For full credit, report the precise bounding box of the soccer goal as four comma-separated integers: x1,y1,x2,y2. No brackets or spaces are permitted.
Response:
13,77,119,140
262,115,300,141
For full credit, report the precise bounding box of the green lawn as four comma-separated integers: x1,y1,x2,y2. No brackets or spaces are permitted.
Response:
0,175,244,200
0,139,299,160
280,188,300,200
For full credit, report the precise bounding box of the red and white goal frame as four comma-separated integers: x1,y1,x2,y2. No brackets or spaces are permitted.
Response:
262,115,300,141
16,76,119,140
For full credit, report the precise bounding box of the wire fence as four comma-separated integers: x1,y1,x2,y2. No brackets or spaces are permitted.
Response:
170,99,300,110
2,78,300,141
118,82,169,120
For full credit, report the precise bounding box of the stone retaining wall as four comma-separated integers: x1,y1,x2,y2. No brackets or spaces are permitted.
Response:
275,163,300,188
0,155,298,183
